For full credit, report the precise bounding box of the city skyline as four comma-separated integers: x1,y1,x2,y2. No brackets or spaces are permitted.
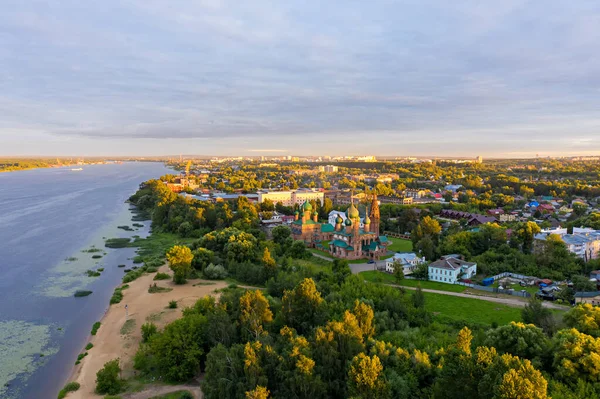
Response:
2,1,600,156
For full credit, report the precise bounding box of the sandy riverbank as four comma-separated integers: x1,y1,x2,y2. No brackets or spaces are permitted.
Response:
65,265,227,399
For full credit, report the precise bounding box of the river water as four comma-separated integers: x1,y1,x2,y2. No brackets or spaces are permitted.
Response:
0,162,171,399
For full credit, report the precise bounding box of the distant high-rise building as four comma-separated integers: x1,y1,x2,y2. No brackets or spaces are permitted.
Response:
322,165,338,173
476,155,483,163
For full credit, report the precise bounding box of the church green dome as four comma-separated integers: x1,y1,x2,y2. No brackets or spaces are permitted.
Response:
344,218,352,226
313,210,318,216
364,215,371,224
302,201,312,211
347,203,360,220
336,215,343,224
294,210,299,215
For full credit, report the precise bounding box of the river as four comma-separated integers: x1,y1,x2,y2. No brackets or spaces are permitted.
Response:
0,162,172,399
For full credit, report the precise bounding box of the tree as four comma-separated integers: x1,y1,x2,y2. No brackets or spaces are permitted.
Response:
140,314,207,382
564,304,600,337
572,275,596,292
484,322,548,361
516,221,541,254
332,259,351,284
289,240,309,259
191,247,214,271
352,300,375,339
261,247,276,270
95,359,123,395
246,386,270,399
412,284,425,309
412,216,441,245
521,297,556,335
272,225,292,246
348,353,388,398
456,326,473,355
552,328,600,384
282,278,325,334
415,235,436,261
412,262,429,279
393,261,404,283
240,290,273,339
167,245,194,284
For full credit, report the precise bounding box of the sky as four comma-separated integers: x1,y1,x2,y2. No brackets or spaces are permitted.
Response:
1,1,600,157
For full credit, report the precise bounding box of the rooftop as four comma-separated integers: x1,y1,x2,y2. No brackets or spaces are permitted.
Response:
429,257,476,271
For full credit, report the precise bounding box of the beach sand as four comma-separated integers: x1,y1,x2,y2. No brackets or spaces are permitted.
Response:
66,265,227,399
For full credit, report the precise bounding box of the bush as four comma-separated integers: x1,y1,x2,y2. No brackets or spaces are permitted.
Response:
141,322,158,343
91,322,101,335
86,270,101,277
105,238,131,248
123,266,148,284
95,359,123,395
148,284,172,294
118,264,126,268
74,290,93,297
110,285,129,304
154,272,170,280
168,300,178,309
203,264,228,280
180,392,194,399
97,268,105,272
57,381,80,399
92,255,103,259
86,343,94,350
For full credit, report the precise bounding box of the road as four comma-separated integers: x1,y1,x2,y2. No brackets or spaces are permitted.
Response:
309,254,567,311
310,252,382,274
396,285,567,310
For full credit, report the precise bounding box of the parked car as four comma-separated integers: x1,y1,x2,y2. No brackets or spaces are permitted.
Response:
367,260,375,264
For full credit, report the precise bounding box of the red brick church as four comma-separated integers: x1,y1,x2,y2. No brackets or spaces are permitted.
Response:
291,193,389,260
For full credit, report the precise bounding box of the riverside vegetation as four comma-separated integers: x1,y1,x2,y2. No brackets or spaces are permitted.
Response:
79,178,600,398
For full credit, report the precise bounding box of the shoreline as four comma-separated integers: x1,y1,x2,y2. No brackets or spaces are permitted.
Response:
63,263,226,399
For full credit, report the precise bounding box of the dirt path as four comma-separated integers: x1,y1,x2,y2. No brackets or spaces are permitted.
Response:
65,265,226,399
397,284,568,310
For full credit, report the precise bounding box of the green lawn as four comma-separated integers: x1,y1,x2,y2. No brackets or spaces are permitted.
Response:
359,271,467,293
420,291,522,325
293,257,332,273
129,232,196,259
386,238,413,253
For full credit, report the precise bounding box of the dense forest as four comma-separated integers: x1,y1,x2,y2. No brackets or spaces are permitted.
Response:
122,178,600,399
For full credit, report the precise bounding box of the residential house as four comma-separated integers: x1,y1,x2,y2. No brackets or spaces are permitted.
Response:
487,209,505,216
467,215,497,226
404,189,428,199
535,228,600,261
428,255,477,284
537,203,555,214
385,253,426,275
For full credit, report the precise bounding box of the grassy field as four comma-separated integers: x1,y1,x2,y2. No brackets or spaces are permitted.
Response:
129,232,196,260
359,271,467,293
420,291,522,325
293,257,332,273
386,238,413,253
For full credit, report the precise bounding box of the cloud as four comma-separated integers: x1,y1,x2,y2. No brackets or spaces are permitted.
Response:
1,0,600,156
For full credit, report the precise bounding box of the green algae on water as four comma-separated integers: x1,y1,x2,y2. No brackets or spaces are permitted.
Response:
0,320,59,398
